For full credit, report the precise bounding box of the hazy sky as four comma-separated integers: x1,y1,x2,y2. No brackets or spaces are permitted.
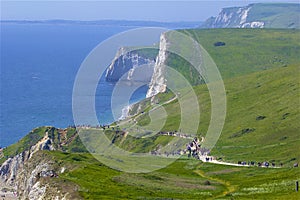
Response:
1,1,299,22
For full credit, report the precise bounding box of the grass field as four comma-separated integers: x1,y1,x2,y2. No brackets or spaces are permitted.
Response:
1,28,299,199
114,63,300,166
41,151,300,199
247,3,300,29
182,29,300,80
10,62,297,198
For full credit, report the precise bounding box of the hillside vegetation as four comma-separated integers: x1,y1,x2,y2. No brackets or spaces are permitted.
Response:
159,29,300,86
1,28,299,199
111,29,300,165
0,126,87,164
17,150,299,199
248,3,300,28
114,63,300,166
181,28,300,80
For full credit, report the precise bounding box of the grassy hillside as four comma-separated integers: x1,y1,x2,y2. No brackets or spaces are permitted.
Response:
181,29,300,80
1,28,299,199
248,3,300,28
115,63,300,166
30,151,300,199
163,29,300,86
210,63,299,164
0,126,87,164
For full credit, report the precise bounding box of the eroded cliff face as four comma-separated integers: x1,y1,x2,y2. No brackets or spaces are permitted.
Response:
146,33,168,98
105,32,170,102
105,47,156,83
0,128,80,199
203,4,264,28
109,35,169,119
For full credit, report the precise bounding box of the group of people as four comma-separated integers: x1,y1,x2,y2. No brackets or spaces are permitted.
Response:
238,161,298,168
158,131,194,139
68,124,113,130
237,161,278,167
184,137,300,168
186,137,209,159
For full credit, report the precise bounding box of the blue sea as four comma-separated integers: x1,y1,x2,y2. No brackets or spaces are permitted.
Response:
0,23,152,147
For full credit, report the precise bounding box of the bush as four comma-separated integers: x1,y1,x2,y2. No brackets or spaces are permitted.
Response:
204,180,211,185
214,41,226,47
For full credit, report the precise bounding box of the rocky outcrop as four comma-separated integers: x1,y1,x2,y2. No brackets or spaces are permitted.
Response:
202,3,300,29
0,154,24,187
203,4,264,28
1,136,50,198
0,128,78,199
110,35,170,119
28,181,46,200
105,47,156,83
146,33,168,98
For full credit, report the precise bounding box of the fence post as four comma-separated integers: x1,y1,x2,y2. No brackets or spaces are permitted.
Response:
296,181,299,192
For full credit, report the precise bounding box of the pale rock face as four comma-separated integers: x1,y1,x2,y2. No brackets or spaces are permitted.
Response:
146,33,168,98
28,181,46,200
239,7,251,25
119,105,131,120
0,131,67,199
26,163,51,195
206,4,265,29
105,47,155,83
215,12,233,27
241,21,265,28
30,131,55,159
0,158,13,176
120,33,169,119
0,153,26,187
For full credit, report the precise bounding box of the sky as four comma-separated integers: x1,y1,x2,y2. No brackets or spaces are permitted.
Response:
1,0,299,22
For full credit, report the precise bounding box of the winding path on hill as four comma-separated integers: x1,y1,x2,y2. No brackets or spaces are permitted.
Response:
95,93,284,169
194,169,236,199
198,156,249,167
115,95,178,128
197,156,281,168
159,95,178,106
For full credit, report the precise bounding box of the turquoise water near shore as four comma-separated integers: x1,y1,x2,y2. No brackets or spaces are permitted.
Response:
0,23,148,147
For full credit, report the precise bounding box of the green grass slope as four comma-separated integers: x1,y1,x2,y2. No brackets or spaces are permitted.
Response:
248,3,300,29
105,29,300,165
1,65,299,200
210,64,300,164
182,28,300,80
1,28,299,199
0,126,88,164
117,64,300,166
0,127,47,163
32,151,300,199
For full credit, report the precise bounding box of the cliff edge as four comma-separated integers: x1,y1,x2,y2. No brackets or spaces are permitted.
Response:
202,3,300,29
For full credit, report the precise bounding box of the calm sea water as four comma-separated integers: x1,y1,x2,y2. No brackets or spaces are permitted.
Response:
0,23,150,147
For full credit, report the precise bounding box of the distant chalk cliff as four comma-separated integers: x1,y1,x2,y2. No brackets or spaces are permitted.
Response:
105,47,157,83
202,3,300,29
203,4,264,28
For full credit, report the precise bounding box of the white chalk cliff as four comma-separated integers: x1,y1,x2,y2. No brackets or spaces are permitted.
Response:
203,4,264,28
105,47,156,83
146,33,168,98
